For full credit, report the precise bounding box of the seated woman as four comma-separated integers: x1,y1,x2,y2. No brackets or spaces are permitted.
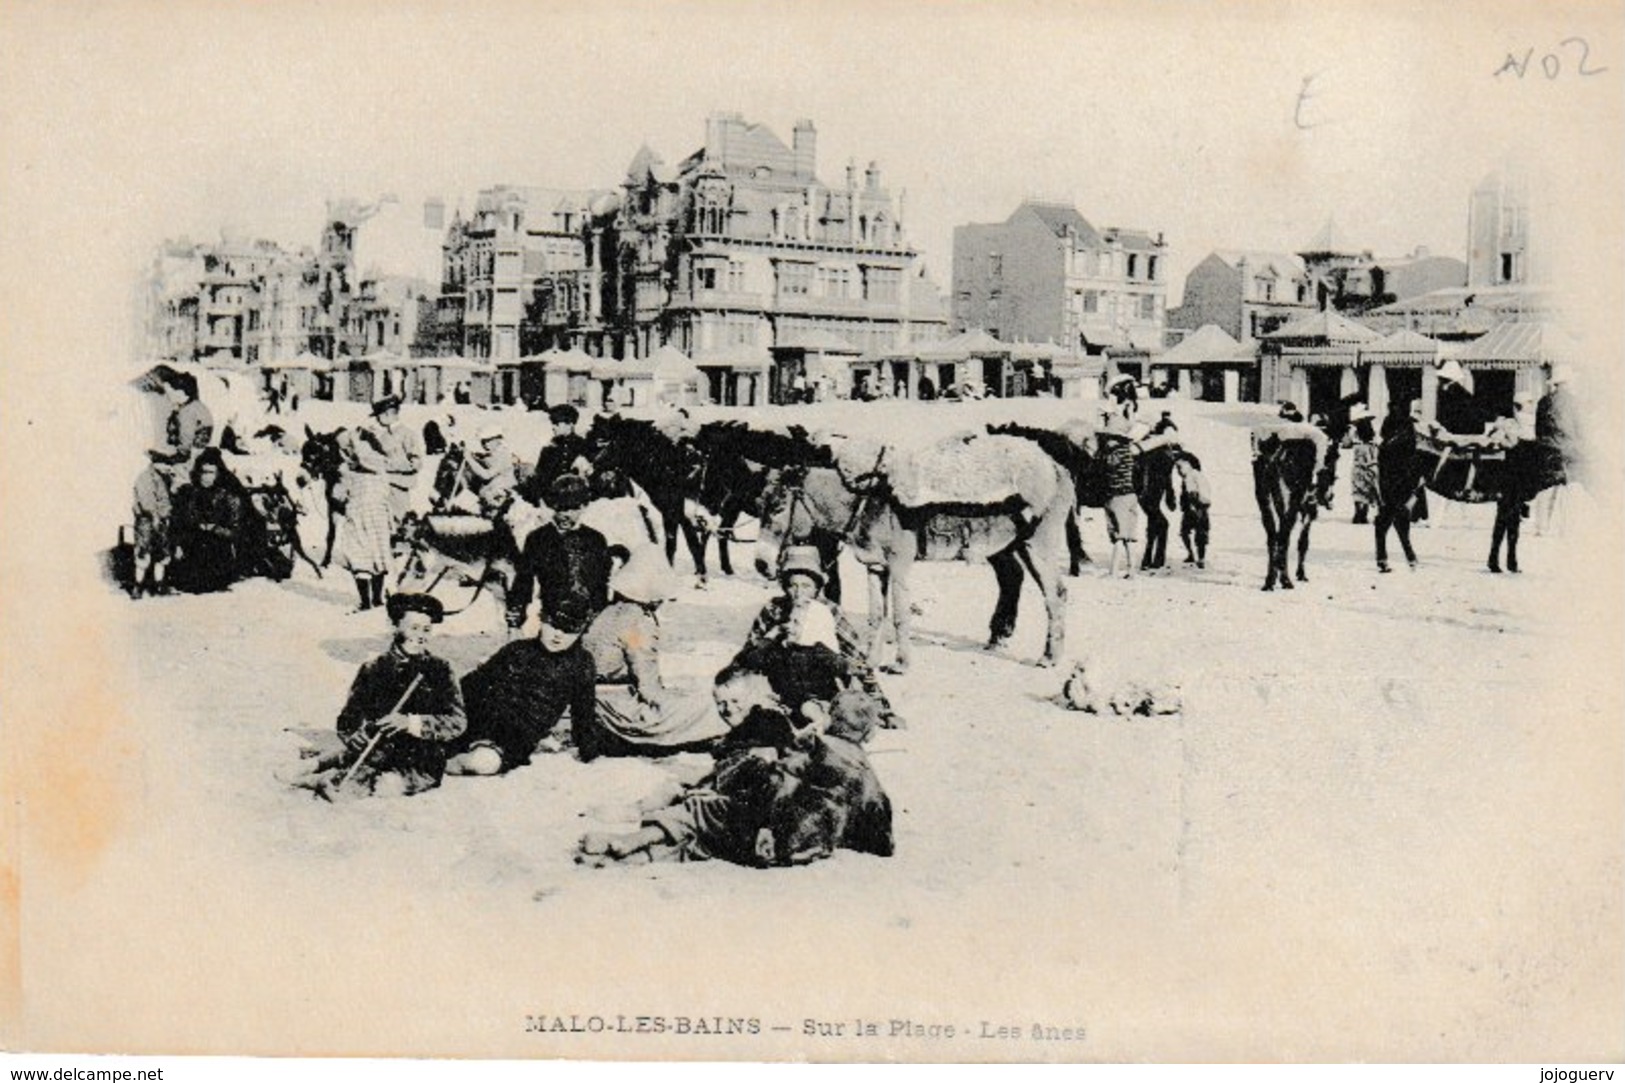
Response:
578,548,728,757
735,546,898,729
283,593,467,799
169,448,246,594
577,663,893,867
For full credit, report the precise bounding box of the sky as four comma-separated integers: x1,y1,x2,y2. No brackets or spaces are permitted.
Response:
5,0,1621,326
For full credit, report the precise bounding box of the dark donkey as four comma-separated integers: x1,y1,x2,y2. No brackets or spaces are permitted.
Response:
1251,403,1352,591
987,421,1182,573
580,414,713,578
299,425,348,567
1415,425,1568,574
692,420,845,603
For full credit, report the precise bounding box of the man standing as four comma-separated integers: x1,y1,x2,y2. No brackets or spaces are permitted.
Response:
506,474,614,631
1373,398,1423,573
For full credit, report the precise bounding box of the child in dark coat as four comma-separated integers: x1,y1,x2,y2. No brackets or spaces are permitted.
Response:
284,593,467,799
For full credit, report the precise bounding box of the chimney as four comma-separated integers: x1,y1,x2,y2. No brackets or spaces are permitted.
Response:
865,160,880,191
706,111,742,163
846,159,857,190
793,119,817,180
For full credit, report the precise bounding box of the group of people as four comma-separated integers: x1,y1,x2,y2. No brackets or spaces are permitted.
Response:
286,442,899,867
129,372,253,597
1098,375,1213,579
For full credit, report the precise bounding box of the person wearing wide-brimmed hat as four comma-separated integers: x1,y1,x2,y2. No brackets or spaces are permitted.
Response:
335,395,423,611
1343,403,1379,525
445,422,517,517
506,472,614,632
1434,358,1487,437
1373,398,1424,573
284,592,466,799
734,545,897,729
576,547,730,756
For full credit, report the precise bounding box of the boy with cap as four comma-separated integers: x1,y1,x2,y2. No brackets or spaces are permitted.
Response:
519,404,589,506
285,592,467,798
506,473,615,631
449,594,602,773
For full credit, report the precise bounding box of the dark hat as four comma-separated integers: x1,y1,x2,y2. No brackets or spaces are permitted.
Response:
548,404,580,425
371,394,403,417
386,591,445,624
164,370,199,398
1277,401,1304,422
542,594,593,634
548,473,591,510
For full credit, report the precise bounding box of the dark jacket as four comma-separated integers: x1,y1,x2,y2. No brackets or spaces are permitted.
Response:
1100,434,1138,499
1378,413,1422,506
507,523,612,627
518,433,588,505
457,639,599,767
336,649,467,784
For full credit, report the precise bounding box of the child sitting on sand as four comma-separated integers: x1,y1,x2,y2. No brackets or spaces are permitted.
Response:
283,592,467,799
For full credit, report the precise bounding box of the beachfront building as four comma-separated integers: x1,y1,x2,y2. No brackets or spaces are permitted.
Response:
612,112,948,402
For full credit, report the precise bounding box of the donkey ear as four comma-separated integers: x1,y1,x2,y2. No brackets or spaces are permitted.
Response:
304,424,315,439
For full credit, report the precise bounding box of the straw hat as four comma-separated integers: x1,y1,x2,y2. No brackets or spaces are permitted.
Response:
777,546,826,588
476,423,503,444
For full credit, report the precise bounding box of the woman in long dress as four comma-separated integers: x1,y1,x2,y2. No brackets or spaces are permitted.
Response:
336,395,421,611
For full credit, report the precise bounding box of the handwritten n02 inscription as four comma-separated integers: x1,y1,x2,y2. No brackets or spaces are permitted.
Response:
1494,38,1608,80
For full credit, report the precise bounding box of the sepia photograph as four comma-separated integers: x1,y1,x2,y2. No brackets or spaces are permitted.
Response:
1,0,1621,1069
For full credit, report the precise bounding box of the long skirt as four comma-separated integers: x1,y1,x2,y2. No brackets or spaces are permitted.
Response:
591,686,729,753
337,473,395,575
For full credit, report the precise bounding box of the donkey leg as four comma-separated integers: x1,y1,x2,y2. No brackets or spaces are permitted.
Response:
681,519,709,584
1294,516,1312,582
1488,506,1506,572
1066,510,1086,576
1018,540,1066,668
1506,503,1522,573
716,510,737,577
663,511,681,566
866,568,890,669
986,549,1023,649
888,562,914,675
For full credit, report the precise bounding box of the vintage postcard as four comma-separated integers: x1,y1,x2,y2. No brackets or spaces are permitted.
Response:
1,0,1621,1067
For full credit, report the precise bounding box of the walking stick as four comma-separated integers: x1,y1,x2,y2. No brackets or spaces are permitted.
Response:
331,673,425,794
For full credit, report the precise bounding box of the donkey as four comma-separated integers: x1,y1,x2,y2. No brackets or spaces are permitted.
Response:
755,434,1073,671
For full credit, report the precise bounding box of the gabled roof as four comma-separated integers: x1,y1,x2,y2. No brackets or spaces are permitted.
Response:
1016,201,1102,247
1261,309,1379,344
1362,328,1442,355
1210,250,1306,280
1159,324,1241,366
1453,320,1578,364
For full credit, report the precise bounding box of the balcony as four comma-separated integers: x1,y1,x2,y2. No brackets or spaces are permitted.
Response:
769,293,900,318
667,288,767,312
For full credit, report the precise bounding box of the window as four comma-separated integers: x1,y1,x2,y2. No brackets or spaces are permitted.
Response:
1500,252,1515,283
988,254,1003,279
696,266,718,290
1081,290,1100,314
1146,256,1158,281
820,266,851,299
863,267,900,303
727,261,747,292
777,262,813,296
1137,294,1156,320
1127,254,1139,279
1256,278,1275,302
